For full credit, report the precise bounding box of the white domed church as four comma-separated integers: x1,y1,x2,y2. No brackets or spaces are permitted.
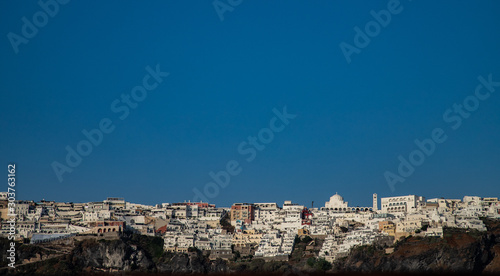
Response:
324,193,349,210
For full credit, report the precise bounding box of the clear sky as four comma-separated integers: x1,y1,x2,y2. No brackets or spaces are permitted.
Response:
1,0,500,208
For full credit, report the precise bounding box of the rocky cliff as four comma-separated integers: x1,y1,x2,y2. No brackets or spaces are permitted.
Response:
1,234,228,274
333,218,500,274
70,239,155,271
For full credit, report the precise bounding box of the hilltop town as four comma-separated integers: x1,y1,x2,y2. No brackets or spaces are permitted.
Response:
1,192,499,265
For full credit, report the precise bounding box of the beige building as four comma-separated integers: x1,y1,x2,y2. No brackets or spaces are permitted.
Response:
378,221,395,236
396,214,428,233
298,228,310,237
230,203,255,224
0,200,10,220
232,230,263,247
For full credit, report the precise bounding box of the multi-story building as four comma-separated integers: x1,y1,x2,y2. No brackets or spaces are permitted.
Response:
396,214,428,234
380,195,425,214
82,210,112,222
230,203,254,224
15,201,34,217
103,197,126,210
232,229,263,247
254,203,279,224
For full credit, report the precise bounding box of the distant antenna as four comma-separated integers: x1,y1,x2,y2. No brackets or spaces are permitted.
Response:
312,201,314,209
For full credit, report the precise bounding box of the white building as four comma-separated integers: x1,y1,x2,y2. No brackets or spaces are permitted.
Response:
82,210,112,222
254,230,290,257
381,195,425,214
254,203,280,224
214,234,232,250
324,193,349,211
373,193,378,211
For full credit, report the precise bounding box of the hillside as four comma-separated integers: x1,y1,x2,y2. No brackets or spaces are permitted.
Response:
2,219,500,274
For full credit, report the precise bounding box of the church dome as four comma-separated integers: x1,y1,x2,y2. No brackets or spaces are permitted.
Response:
331,193,343,201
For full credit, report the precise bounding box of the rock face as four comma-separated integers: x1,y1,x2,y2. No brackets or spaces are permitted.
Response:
156,253,228,274
334,219,500,273
69,238,229,273
2,235,229,274
336,236,488,273
156,252,206,273
3,236,250,275
71,240,154,271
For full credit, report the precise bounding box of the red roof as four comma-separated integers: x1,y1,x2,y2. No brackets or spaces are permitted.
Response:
156,225,167,234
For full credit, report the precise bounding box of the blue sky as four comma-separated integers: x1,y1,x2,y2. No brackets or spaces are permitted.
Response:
1,0,500,207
